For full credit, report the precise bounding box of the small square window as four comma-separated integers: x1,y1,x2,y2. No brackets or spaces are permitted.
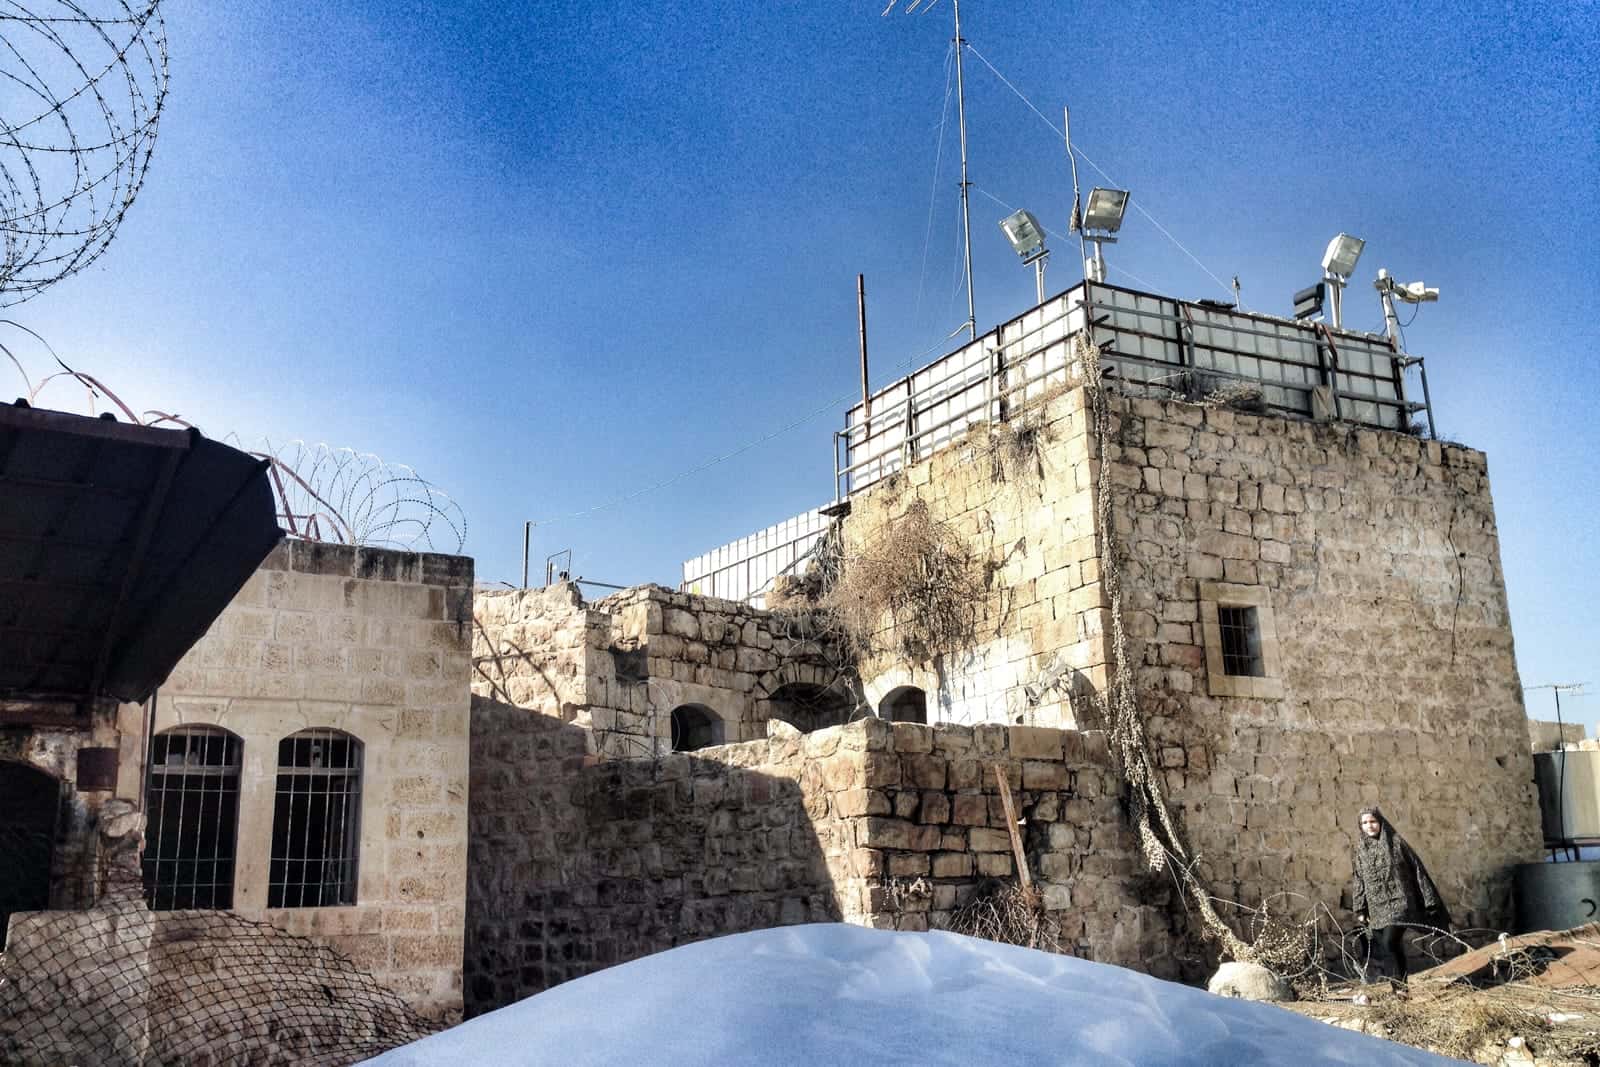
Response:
1217,606,1264,677
1199,582,1284,700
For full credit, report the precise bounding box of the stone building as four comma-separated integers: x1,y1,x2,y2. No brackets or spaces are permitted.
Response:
0,405,280,948
117,539,474,1017
467,282,1541,1013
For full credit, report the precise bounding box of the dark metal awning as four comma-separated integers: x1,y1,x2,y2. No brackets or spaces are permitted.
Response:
0,402,284,706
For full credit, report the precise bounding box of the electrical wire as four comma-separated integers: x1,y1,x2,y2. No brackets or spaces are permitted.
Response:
963,42,1237,301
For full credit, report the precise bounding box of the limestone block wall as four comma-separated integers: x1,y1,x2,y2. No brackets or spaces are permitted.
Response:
464,712,1173,1015
465,698,840,1013
841,381,1540,936
121,540,474,1018
472,583,847,758
1094,394,1541,929
842,386,1106,727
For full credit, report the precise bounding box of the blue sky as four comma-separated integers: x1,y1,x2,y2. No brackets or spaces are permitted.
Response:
9,2,1597,722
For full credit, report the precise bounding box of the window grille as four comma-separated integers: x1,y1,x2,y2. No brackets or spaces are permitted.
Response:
143,726,243,910
268,729,363,908
1217,606,1265,677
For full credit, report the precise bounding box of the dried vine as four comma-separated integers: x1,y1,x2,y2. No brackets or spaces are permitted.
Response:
1079,333,1258,963
818,496,985,666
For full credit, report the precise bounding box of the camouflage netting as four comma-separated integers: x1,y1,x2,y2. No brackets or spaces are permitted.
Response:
0,880,441,1066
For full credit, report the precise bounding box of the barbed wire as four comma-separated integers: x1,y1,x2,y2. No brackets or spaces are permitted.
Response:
0,0,168,305
5,338,468,554
246,438,467,554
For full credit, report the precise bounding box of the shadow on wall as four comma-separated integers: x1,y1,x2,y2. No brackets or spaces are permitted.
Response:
465,696,840,1017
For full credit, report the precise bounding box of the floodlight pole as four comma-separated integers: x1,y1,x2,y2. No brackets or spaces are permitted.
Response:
1085,237,1110,283
953,0,976,341
1377,271,1403,349
1325,273,1346,329
1034,254,1047,304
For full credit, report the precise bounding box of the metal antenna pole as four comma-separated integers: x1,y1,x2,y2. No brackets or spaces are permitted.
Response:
953,0,976,341
1064,106,1087,281
1526,682,1590,850
857,273,872,439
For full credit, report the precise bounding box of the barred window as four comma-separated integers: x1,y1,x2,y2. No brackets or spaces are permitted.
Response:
143,726,243,910
268,729,362,908
1217,605,1265,677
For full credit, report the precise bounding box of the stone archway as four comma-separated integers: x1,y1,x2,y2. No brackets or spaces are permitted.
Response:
879,685,928,724
669,704,725,752
0,760,59,948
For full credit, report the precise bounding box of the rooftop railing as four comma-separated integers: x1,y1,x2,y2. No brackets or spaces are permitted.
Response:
833,280,1433,500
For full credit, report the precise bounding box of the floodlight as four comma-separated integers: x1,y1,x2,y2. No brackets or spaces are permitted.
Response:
1397,280,1439,304
1320,233,1365,278
1292,282,1325,321
999,209,1046,262
1082,188,1130,233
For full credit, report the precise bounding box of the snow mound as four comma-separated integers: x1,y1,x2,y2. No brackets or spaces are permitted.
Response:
364,924,1457,1066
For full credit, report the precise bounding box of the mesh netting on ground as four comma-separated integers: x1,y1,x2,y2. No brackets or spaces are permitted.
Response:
0,881,441,1066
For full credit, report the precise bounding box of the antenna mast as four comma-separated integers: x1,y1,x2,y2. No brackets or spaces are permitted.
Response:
1063,106,1087,282
952,0,976,341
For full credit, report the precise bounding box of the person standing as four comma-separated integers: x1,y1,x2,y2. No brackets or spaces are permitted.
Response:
1351,805,1450,983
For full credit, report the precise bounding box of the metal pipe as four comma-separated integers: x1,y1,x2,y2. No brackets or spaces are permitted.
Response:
1063,107,1088,281
952,0,976,341
1418,359,1437,440
140,688,157,814
857,274,871,441
521,520,531,588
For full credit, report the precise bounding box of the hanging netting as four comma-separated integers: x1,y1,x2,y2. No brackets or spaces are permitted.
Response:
0,880,441,1065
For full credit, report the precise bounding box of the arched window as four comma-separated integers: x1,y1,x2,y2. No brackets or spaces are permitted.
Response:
767,682,854,734
0,761,58,947
879,686,928,724
670,705,724,752
269,729,362,908
143,726,243,910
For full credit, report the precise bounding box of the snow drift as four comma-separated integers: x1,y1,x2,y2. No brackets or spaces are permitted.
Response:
365,924,1456,1065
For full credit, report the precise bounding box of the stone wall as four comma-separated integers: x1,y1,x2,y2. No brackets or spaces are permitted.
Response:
1530,719,1585,752
1,700,125,926
464,712,1172,1014
838,381,1542,936
840,385,1105,727
120,540,474,1018
472,583,849,758
465,698,839,1012
1094,394,1539,929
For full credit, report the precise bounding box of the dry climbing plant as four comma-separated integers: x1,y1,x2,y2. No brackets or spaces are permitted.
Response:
1079,334,1261,964
983,379,1068,494
818,496,985,666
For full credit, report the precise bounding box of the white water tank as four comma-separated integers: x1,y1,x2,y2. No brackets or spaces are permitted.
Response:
1533,751,1600,841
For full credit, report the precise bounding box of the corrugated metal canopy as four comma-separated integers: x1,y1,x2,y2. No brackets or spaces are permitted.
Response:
0,402,284,705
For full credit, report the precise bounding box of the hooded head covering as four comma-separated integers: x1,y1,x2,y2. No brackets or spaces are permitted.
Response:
1351,806,1449,930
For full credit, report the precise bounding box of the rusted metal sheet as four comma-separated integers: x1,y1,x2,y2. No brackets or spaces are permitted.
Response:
75,747,119,791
